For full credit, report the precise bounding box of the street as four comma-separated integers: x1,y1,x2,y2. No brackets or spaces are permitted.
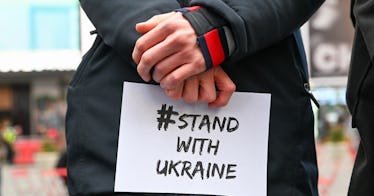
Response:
1,141,355,196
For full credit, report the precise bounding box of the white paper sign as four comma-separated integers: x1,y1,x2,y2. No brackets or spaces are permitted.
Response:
115,82,271,196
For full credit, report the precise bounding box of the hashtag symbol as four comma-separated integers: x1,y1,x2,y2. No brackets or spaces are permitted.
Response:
157,104,179,131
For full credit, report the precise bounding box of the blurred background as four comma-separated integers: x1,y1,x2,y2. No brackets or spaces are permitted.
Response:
0,0,358,195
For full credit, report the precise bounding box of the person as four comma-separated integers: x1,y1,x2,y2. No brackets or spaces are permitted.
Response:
0,118,16,164
66,0,324,195
346,0,374,195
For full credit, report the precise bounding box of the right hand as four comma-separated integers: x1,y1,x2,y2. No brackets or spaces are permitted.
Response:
133,12,206,90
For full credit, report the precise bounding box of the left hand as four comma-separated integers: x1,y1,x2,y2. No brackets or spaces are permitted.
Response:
132,12,206,89
165,66,236,108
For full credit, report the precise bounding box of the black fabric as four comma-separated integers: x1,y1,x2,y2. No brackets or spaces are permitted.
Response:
348,61,374,196
78,0,181,69
350,0,374,59
67,0,322,195
347,1,374,195
346,28,372,127
223,37,318,196
66,37,318,196
79,192,196,196
190,0,324,66
182,8,226,36
177,0,191,7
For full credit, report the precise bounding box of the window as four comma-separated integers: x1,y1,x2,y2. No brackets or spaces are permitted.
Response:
0,1,80,51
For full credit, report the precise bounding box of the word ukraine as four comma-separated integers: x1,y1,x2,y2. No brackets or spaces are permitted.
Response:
155,104,239,180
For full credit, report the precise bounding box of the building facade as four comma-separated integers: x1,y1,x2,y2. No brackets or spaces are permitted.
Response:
0,0,80,135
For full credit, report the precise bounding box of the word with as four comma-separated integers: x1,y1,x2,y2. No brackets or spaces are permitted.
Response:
156,160,237,180
177,136,220,156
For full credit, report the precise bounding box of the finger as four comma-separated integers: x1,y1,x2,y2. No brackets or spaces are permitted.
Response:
151,31,199,82
208,68,236,108
136,23,191,81
208,90,233,108
198,72,217,103
132,32,166,69
133,13,179,65
182,76,199,103
159,59,205,89
152,50,190,83
139,36,184,82
136,12,175,34
165,83,184,100
135,12,198,82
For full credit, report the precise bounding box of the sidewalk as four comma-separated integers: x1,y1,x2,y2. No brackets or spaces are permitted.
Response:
1,141,356,196
1,153,68,196
317,141,356,196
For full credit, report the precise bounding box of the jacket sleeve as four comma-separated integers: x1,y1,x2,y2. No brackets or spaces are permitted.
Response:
350,0,356,25
79,0,182,68
352,0,374,59
188,0,325,64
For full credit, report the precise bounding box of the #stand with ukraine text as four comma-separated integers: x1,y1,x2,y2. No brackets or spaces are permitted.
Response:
115,82,271,196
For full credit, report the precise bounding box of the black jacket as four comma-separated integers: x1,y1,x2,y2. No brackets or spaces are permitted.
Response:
346,0,374,195
66,0,324,195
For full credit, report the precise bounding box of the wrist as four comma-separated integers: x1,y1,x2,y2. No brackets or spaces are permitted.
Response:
175,6,235,70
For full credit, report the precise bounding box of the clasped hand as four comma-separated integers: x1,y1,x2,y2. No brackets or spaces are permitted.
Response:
132,12,235,108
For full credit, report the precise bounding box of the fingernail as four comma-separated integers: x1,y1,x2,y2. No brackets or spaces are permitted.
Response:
143,75,150,82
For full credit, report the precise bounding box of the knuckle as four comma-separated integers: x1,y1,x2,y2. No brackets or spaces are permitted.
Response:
228,83,236,92
193,58,206,72
136,65,143,74
154,65,167,76
215,99,228,107
179,49,193,61
207,95,216,103
141,53,153,66
135,40,145,52
166,34,185,50
201,93,216,103
219,101,228,107
167,92,180,100
172,35,186,45
184,95,197,103
162,22,176,33
167,74,181,87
